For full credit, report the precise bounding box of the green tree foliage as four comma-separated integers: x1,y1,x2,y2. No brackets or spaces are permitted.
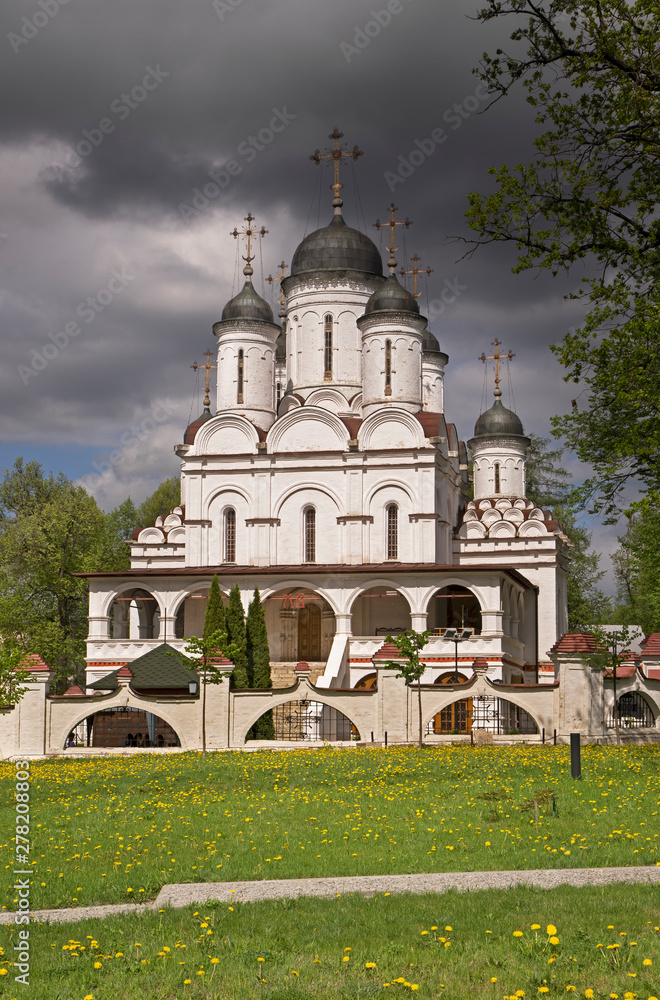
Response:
95,478,181,572
246,587,274,739
225,584,249,689
204,576,226,639
613,506,660,636
135,477,180,532
0,639,33,708
523,435,611,629
100,497,138,572
384,630,431,748
466,0,660,517
0,459,105,689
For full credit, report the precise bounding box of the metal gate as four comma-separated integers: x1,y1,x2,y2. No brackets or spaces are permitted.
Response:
269,700,356,741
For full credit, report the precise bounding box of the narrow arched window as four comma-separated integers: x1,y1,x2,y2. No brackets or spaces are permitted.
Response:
385,339,392,395
304,507,316,563
276,380,282,407
324,314,333,380
224,508,236,563
237,350,244,404
386,504,398,560
494,462,501,494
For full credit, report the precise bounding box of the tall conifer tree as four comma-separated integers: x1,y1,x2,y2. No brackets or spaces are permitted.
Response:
204,576,226,639
246,587,274,739
225,584,249,688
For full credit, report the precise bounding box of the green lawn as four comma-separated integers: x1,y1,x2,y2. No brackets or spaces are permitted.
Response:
1,884,658,999
1,744,659,911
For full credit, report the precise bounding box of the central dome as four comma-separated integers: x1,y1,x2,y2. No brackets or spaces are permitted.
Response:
290,214,383,278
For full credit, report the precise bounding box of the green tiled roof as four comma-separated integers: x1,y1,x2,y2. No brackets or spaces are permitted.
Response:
90,643,198,691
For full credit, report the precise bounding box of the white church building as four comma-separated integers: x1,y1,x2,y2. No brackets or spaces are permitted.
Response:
82,142,571,723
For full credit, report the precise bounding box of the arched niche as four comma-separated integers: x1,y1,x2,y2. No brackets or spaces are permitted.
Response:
264,587,336,662
171,585,229,640
349,585,412,637
65,707,181,749
109,588,161,640
426,585,482,635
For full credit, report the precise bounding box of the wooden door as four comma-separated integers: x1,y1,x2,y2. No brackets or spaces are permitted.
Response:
433,672,473,734
298,604,322,660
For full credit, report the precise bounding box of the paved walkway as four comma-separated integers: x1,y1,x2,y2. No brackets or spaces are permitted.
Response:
2,865,659,926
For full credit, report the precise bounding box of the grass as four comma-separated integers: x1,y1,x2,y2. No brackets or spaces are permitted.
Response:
1,744,659,912
0,883,658,999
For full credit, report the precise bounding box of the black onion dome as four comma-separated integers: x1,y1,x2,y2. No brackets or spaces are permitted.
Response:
422,329,441,353
221,279,274,323
364,273,420,316
291,214,383,277
473,396,525,438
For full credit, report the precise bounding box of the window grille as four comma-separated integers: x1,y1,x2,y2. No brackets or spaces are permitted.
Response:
304,507,316,563
607,692,655,729
385,339,392,395
224,507,236,563
494,462,501,493
237,349,244,403
324,315,333,379
386,503,398,560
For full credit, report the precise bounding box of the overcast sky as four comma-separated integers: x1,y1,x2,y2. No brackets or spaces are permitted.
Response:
0,0,621,586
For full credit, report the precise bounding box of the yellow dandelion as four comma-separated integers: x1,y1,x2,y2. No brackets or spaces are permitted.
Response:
366,962,376,969
643,958,652,966
513,930,523,937
549,936,560,945
93,961,102,969
546,924,557,936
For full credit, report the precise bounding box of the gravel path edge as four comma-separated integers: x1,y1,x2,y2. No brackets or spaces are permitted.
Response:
2,865,659,925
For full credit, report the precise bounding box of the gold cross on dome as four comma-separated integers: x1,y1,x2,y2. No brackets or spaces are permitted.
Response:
479,338,515,392
230,212,268,266
374,202,413,258
399,254,433,298
191,349,216,410
309,127,363,201
266,260,288,311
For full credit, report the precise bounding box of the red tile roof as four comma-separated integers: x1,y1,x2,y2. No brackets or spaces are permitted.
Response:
549,633,597,654
373,642,403,660
22,653,51,672
604,663,637,679
641,633,660,654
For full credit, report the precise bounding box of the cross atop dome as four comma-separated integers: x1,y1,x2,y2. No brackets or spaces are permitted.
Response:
374,202,412,273
230,212,268,278
267,260,288,319
479,338,515,398
400,254,432,298
309,128,363,213
191,350,216,414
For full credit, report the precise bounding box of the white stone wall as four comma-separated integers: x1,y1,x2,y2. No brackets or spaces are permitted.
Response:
359,314,425,416
214,320,279,429
422,353,445,412
283,278,378,397
472,437,527,499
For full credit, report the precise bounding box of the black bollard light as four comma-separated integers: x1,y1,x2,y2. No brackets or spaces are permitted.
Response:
570,732,581,779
